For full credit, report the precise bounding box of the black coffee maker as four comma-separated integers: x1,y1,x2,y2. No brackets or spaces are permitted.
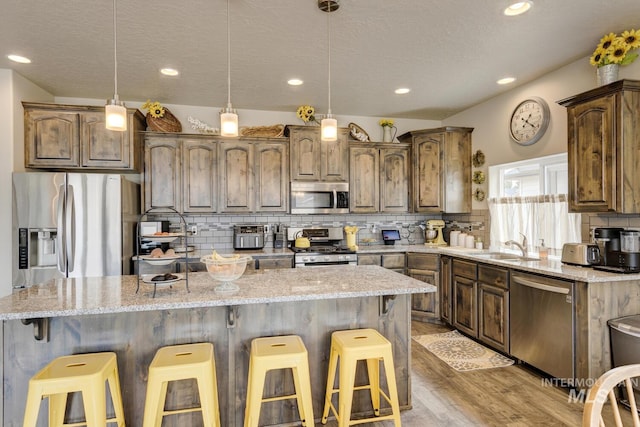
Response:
593,227,640,273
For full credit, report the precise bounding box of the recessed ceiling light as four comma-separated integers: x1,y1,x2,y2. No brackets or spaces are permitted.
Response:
160,68,179,76
497,77,516,85
288,78,304,86
395,88,411,94
504,1,532,16
8,54,31,64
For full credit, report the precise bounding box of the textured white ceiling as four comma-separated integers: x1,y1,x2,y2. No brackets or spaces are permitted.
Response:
2,0,640,120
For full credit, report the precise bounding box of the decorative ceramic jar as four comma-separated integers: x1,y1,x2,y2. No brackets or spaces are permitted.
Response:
382,126,397,143
596,64,619,87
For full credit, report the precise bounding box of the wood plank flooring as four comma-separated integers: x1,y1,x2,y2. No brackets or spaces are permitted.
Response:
324,321,586,426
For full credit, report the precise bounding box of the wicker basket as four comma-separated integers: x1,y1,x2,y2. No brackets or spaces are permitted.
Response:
146,108,182,133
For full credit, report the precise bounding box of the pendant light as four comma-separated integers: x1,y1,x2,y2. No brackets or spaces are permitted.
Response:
105,0,127,131
320,0,339,141
220,0,239,137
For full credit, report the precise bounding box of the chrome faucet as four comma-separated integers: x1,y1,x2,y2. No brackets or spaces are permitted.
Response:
505,233,528,257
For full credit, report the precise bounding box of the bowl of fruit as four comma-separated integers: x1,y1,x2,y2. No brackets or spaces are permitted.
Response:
200,251,253,293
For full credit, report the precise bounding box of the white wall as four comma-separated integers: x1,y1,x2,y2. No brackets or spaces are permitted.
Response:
443,56,640,210
1,71,53,297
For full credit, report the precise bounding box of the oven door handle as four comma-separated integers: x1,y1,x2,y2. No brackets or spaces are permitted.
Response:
512,276,569,295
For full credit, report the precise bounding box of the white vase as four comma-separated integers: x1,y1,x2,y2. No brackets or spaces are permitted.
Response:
382,126,397,142
596,64,619,87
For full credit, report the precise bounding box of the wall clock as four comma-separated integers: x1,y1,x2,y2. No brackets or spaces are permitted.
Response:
509,97,550,146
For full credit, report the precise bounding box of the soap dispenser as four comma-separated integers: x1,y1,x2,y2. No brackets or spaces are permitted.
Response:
538,239,548,259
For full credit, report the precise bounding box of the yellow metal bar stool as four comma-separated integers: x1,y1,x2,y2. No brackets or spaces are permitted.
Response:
321,328,401,427
142,342,220,427
244,335,314,427
23,351,125,427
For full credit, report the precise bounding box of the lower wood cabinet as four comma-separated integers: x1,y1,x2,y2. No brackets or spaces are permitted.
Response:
451,258,510,353
407,253,440,322
452,259,477,337
477,264,509,353
357,252,405,274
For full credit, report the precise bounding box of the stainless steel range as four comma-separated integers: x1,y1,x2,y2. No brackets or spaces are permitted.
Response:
287,227,357,267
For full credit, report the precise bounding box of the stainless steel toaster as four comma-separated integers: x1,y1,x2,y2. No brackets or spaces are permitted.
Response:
561,243,600,266
233,225,265,249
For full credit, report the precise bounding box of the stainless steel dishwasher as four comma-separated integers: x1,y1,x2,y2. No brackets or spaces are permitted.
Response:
510,271,574,379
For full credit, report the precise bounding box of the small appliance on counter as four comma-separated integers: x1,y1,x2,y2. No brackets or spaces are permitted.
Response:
233,225,265,249
381,229,401,245
424,219,447,246
593,227,640,273
561,243,600,266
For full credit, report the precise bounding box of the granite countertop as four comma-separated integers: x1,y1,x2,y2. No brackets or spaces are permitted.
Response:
0,265,434,321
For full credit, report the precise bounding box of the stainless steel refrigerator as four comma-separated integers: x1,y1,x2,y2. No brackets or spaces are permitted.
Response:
12,172,140,288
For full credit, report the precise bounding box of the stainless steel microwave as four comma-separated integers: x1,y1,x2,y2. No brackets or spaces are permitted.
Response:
290,182,349,214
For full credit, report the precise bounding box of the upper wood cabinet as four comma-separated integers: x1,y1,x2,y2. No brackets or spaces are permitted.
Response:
288,125,349,182
397,126,473,213
349,142,410,213
558,80,640,213
143,133,288,214
23,102,145,171
182,138,218,213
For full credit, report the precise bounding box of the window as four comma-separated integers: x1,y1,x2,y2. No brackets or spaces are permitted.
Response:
487,153,580,256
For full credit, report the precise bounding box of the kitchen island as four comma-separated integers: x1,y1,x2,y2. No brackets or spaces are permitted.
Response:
0,265,434,426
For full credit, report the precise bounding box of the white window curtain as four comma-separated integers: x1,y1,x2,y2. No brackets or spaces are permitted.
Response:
487,194,581,254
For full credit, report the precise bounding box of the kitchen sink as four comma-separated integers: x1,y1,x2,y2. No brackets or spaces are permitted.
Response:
474,252,540,262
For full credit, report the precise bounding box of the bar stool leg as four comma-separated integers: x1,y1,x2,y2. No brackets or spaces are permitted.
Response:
82,381,107,427
338,355,357,427
366,357,381,415
244,364,267,427
142,378,166,427
291,361,314,427
321,347,339,424
197,357,220,427
107,365,126,426
48,393,68,426
23,384,44,427
382,350,402,426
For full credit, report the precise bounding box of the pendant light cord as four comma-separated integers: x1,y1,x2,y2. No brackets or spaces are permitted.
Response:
326,8,331,115
226,0,232,108
112,0,119,99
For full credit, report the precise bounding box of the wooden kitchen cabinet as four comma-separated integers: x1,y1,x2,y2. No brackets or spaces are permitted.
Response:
477,264,509,353
349,143,410,213
452,258,477,337
24,102,145,171
407,253,440,322
357,252,405,274
182,138,218,213
440,256,452,324
397,127,472,213
219,139,289,213
144,135,182,212
288,125,349,182
558,80,640,213
219,141,253,213
144,134,288,214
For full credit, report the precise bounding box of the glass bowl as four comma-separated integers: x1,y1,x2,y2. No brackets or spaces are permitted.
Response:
200,254,253,293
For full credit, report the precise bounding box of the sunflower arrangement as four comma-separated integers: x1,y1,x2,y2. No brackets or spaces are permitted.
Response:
590,29,640,67
296,105,317,123
141,100,165,118
378,119,395,128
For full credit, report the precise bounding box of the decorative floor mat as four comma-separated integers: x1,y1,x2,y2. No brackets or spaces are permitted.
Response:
413,330,514,372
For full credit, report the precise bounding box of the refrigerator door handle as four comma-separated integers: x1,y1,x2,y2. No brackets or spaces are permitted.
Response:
66,184,76,273
56,184,66,273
